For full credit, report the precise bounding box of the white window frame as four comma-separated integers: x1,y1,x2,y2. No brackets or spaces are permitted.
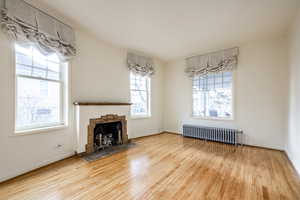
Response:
192,71,235,121
14,44,69,134
130,72,151,119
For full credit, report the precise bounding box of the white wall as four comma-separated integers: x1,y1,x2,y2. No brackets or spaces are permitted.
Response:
163,37,289,150
0,0,295,182
0,27,164,182
0,30,75,182
72,29,165,138
287,8,300,175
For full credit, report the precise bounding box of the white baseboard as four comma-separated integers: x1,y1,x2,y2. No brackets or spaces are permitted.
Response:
164,130,182,135
131,131,163,139
0,151,75,183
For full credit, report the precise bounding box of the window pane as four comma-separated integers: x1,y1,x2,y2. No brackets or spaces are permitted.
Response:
131,90,148,115
32,67,47,79
192,79,198,90
193,90,205,117
15,44,65,131
200,78,206,91
130,74,147,91
47,71,60,81
206,89,232,118
33,57,47,69
207,75,215,90
16,53,32,66
215,73,223,89
15,45,32,56
130,73,150,116
193,72,233,119
15,44,61,80
16,77,61,130
48,61,60,72
16,64,32,76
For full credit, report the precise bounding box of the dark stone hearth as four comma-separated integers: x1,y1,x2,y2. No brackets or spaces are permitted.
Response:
82,143,136,162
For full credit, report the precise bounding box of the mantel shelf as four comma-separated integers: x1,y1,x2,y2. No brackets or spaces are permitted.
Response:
73,102,132,106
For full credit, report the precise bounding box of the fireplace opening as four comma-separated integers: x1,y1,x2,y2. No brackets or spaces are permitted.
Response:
86,115,129,154
94,121,123,151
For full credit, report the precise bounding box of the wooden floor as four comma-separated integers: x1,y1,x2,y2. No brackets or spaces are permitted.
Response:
0,133,300,200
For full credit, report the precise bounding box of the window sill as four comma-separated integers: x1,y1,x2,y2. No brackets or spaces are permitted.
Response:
14,125,68,136
131,115,151,120
192,116,234,121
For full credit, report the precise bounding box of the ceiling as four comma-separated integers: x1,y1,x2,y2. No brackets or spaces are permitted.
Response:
32,0,299,61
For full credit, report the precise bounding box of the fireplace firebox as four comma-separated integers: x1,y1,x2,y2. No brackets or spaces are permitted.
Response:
94,121,122,150
86,115,129,154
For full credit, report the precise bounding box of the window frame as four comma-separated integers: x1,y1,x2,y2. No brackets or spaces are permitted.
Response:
191,71,235,121
129,72,151,119
14,44,69,134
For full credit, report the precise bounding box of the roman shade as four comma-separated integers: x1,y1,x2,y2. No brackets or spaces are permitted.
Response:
1,0,76,61
185,47,239,77
127,52,154,76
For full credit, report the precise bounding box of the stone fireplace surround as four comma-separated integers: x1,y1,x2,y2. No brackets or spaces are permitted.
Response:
86,114,129,154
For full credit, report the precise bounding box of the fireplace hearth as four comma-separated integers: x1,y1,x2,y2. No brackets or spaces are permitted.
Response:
86,115,129,154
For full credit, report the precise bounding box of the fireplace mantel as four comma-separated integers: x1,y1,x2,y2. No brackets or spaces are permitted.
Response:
74,102,132,106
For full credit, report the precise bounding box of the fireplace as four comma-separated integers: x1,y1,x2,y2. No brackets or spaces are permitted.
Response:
86,115,129,154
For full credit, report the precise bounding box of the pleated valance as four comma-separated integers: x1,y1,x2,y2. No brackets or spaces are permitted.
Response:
185,47,239,77
1,0,76,61
127,52,155,76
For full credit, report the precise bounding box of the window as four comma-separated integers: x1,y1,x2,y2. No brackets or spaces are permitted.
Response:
15,44,68,132
193,71,233,119
130,72,151,117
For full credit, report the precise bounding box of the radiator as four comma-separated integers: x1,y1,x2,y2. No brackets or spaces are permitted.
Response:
183,125,243,145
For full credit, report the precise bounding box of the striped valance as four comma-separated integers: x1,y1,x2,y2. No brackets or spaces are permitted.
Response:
127,52,154,76
185,47,239,77
1,0,76,61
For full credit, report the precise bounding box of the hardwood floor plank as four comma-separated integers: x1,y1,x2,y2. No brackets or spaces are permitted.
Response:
0,133,299,200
